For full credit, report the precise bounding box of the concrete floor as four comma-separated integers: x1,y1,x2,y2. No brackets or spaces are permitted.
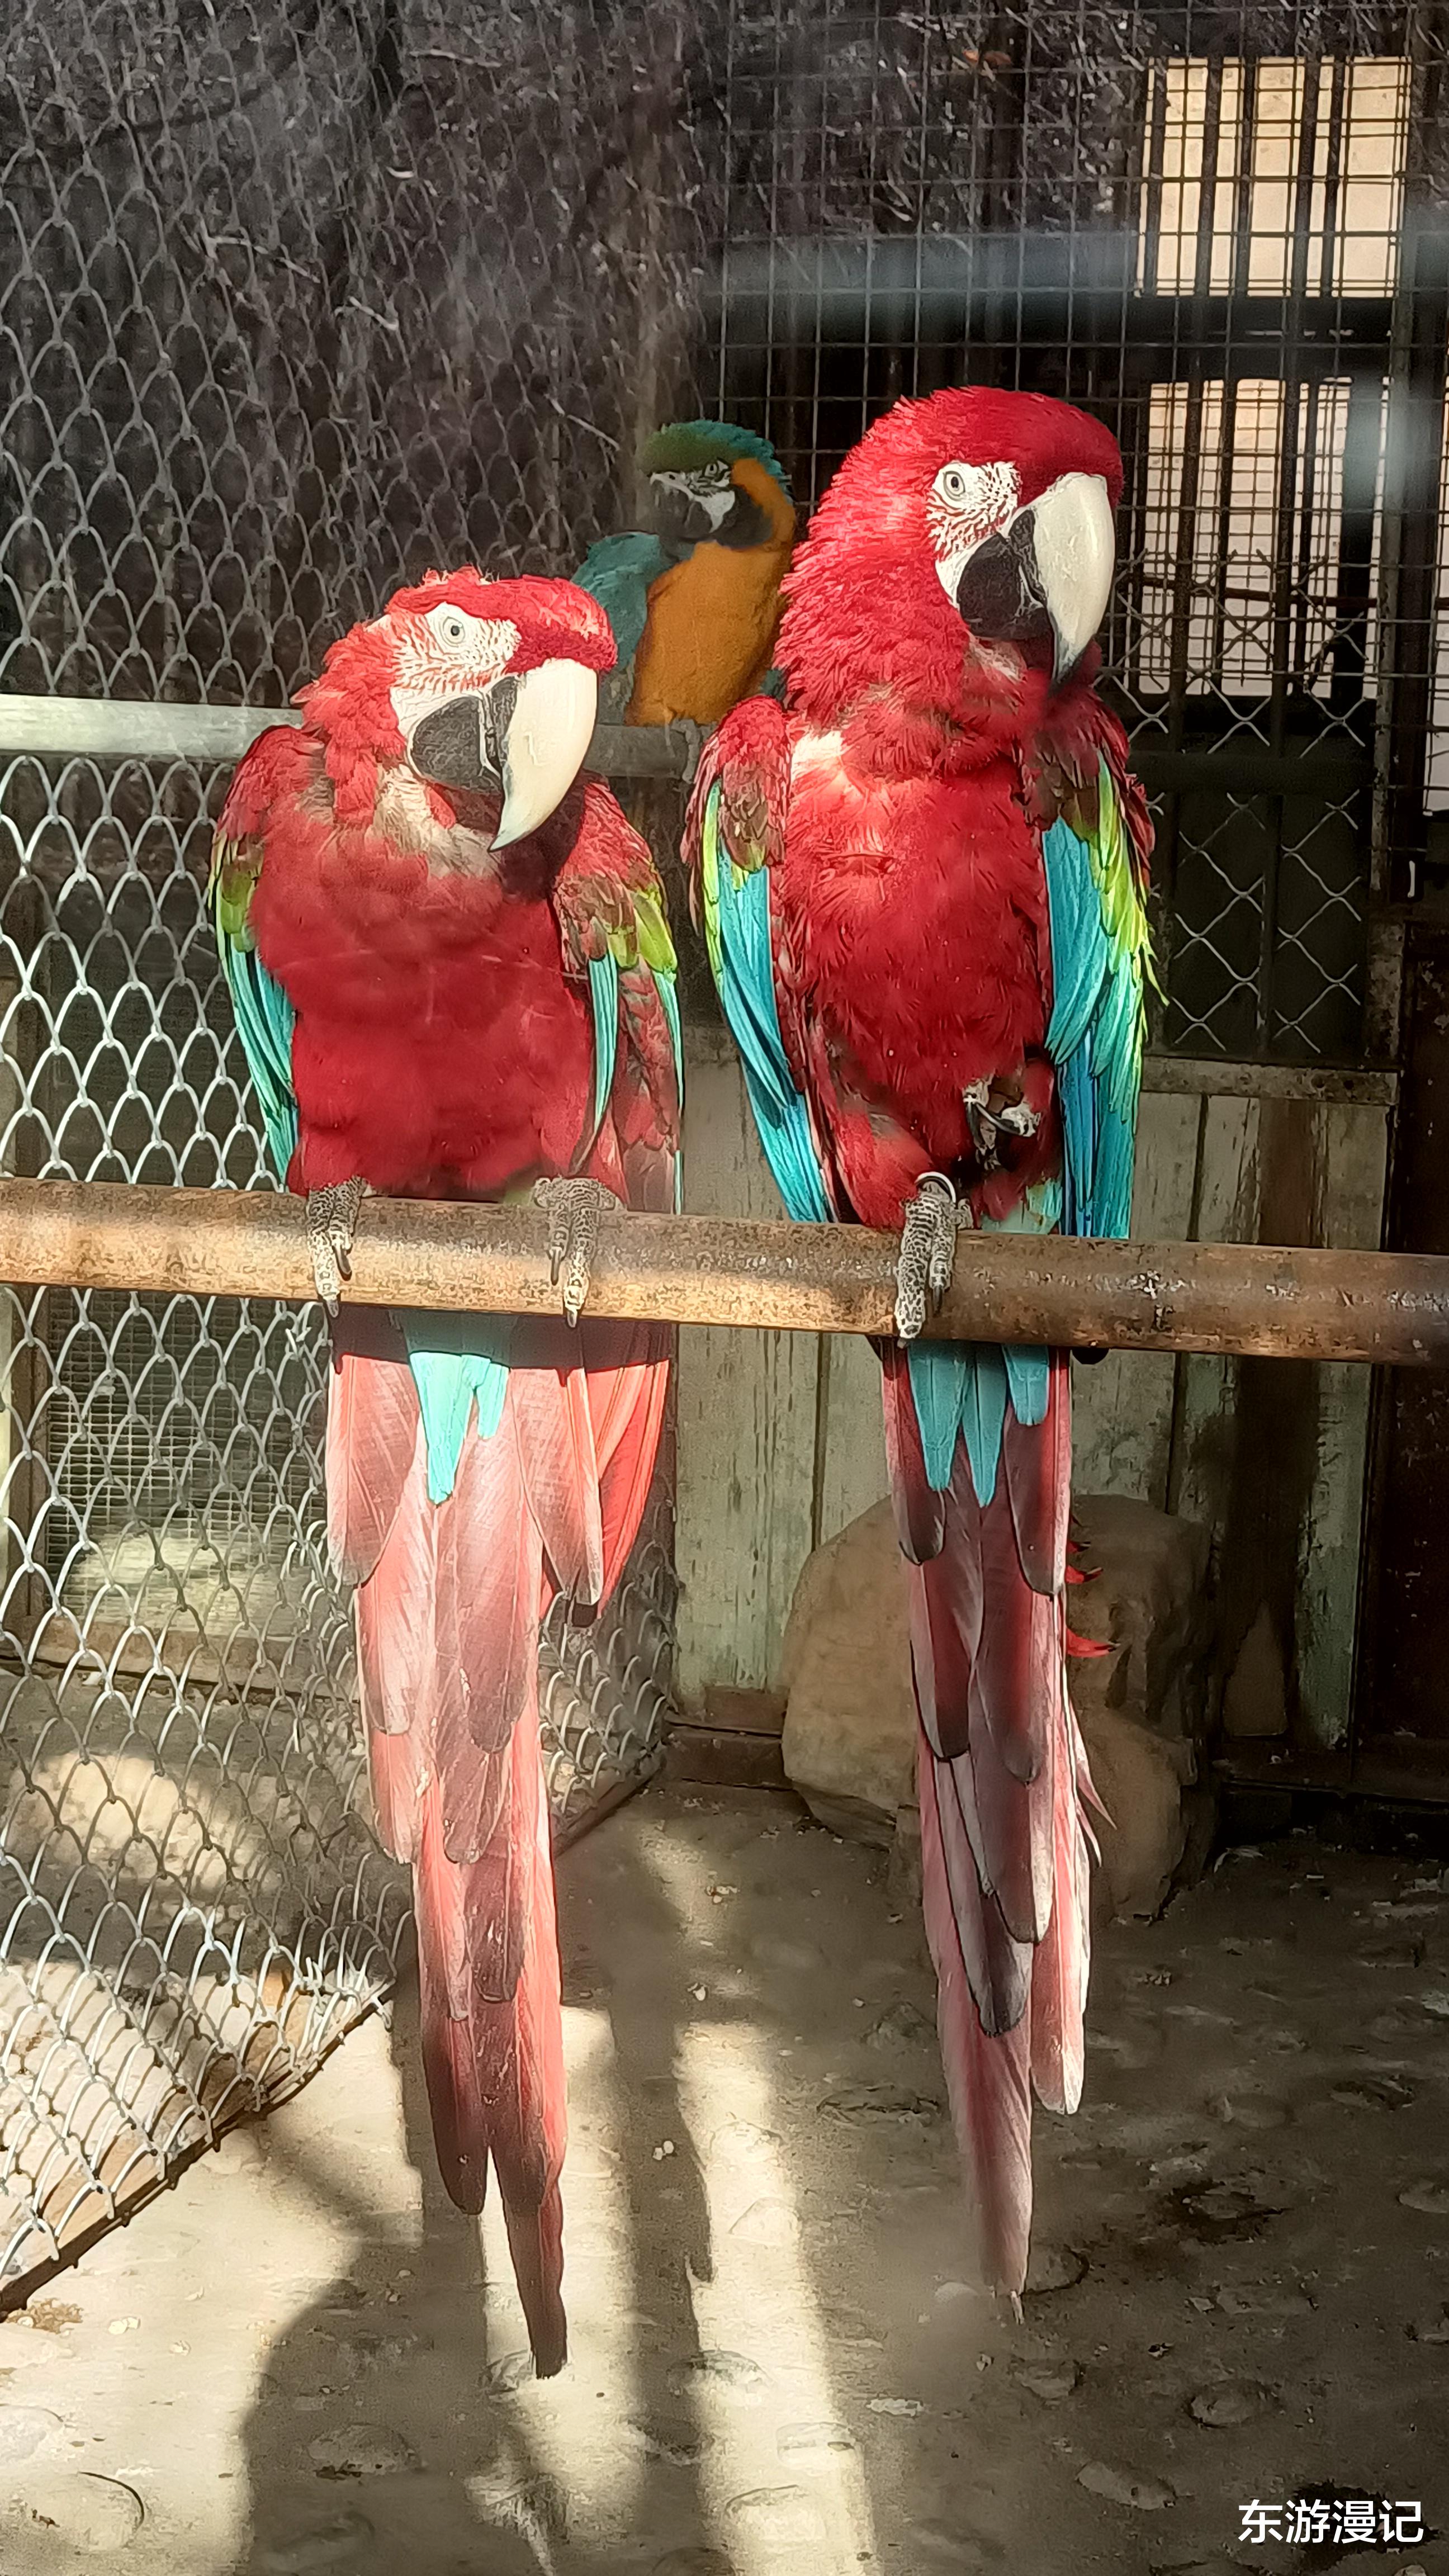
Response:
0,1782,1446,2575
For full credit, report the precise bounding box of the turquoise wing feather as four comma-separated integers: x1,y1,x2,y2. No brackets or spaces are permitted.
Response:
908,759,1149,1507
1042,756,1152,1243
656,965,684,1213
209,835,299,1185
573,532,674,684
698,774,831,1225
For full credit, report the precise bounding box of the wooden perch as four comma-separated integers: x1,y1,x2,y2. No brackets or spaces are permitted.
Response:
0,1179,1443,1365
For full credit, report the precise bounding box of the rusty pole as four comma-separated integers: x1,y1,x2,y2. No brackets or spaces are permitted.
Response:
0,1178,1444,1365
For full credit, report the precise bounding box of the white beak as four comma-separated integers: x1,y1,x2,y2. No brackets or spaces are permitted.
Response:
493,657,599,850
1030,472,1116,684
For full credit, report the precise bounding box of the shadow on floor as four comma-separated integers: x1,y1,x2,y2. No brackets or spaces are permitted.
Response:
230,1805,726,2576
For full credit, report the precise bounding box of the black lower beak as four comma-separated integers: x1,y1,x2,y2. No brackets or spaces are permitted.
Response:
953,512,1053,654
650,483,699,542
410,680,518,793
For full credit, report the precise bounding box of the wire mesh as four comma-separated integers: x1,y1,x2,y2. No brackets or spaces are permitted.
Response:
713,0,1443,1064
0,744,678,2294
0,0,708,2294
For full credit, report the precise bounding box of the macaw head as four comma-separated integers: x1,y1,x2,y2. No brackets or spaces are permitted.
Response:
297,570,615,847
640,419,795,550
782,387,1123,720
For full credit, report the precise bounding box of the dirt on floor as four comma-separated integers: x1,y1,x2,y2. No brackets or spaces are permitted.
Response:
0,1781,1445,2576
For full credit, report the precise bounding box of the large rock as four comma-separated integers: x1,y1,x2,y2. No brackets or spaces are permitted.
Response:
1076,1705,1197,1919
779,1500,915,1843
1066,1494,1214,1742
779,1492,1215,1917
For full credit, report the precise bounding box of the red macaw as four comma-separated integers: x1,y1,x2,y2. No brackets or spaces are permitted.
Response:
210,571,681,2374
685,389,1152,2294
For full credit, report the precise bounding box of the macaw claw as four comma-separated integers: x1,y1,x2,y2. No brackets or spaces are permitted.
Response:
306,1177,366,1314
895,1171,969,1343
532,1177,622,1327
963,1077,1040,1171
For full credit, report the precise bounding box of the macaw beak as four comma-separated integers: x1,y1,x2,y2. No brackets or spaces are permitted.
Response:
952,472,1115,688
650,469,734,538
408,659,598,846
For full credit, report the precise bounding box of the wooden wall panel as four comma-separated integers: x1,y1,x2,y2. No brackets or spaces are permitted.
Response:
674,1041,820,1706
1071,1091,1202,1508
814,1327,887,1545
1293,1103,1390,1747
673,1043,1393,1747
1167,1097,1262,1533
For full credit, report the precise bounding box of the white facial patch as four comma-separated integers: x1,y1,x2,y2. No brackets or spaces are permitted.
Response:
388,610,521,742
926,458,1021,605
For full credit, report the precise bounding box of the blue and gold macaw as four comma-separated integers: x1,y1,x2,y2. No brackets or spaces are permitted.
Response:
575,420,795,726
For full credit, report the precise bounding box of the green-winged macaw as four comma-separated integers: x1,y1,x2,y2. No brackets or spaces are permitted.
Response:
210,569,682,2374
684,387,1153,2295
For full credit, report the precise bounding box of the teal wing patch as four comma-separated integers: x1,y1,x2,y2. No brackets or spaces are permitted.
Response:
398,1314,513,1506
574,532,674,700
656,964,684,1212
585,949,621,1157
699,776,831,1225
209,835,299,1185
906,1187,1061,1501
1043,757,1151,1243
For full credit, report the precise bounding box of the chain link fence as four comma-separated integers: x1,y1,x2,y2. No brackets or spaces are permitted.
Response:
0,733,679,2294
0,0,707,2295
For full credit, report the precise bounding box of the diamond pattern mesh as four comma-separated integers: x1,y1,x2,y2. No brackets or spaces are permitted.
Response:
0,744,679,2295
0,0,707,2294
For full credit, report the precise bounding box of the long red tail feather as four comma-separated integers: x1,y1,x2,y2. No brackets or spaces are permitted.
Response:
332,1327,665,2378
887,1351,1092,2295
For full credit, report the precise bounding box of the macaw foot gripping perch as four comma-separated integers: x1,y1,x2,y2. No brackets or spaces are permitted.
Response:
893,1171,972,1343
305,1177,366,1312
532,1176,623,1325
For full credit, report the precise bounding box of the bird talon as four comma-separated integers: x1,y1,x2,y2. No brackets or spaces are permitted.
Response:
532,1177,622,1325
963,1077,1040,1170
894,1171,964,1343
305,1178,365,1314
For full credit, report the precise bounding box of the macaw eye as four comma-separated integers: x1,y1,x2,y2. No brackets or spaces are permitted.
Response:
928,458,1021,546
425,604,479,653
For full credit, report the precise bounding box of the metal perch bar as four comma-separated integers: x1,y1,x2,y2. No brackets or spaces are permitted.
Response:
0,694,697,779
0,1180,1443,1366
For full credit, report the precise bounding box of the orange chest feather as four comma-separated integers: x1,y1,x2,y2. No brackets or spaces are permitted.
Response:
628,541,789,725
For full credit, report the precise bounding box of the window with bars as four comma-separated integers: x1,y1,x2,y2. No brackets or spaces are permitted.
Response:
1142,55,1408,300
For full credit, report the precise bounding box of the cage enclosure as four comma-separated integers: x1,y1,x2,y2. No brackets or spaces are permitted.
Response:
1,0,1446,2293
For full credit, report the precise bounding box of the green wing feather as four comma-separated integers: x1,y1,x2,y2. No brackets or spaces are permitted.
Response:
565,872,683,1208
209,834,299,1183
1042,757,1153,1242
